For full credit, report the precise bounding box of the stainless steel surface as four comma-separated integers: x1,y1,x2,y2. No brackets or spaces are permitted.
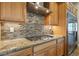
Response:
25,35,54,41
67,10,77,55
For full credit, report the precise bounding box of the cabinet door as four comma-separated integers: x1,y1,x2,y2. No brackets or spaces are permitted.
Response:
57,38,65,56
34,50,48,56
44,3,58,25
11,3,25,22
50,3,58,25
0,2,12,21
6,48,32,56
34,40,56,56
47,46,56,56
0,2,26,22
35,52,47,56
34,46,56,56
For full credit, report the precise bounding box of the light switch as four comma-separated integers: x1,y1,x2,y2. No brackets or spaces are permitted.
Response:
10,27,14,32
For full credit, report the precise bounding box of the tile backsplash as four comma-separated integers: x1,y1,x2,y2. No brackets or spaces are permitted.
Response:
20,23,44,37
27,12,44,24
1,12,45,40
1,22,22,40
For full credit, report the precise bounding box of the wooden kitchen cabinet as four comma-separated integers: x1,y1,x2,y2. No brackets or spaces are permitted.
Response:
50,3,58,25
47,46,56,56
34,46,56,56
44,2,58,25
34,48,48,56
34,40,56,56
0,2,26,22
0,3,12,21
6,47,32,56
11,3,26,22
57,38,65,56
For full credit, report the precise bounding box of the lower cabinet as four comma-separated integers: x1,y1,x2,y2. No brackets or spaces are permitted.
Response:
34,48,48,56
6,47,32,56
47,46,56,56
34,40,56,56
34,37,65,56
34,46,56,56
57,38,65,56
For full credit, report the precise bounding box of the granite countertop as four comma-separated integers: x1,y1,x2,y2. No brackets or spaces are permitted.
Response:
0,35,64,56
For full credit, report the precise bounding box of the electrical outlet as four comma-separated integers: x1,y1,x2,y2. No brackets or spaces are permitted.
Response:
10,27,14,32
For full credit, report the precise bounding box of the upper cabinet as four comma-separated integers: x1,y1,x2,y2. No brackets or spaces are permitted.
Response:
44,2,77,25
44,2,58,25
0,2,26,22
49,3,58,25
0,3,12,21
11,3,26,22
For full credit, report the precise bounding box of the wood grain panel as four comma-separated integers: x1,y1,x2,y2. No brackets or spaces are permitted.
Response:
44,2,58,25
34,40,56,52
7,47,32,56
0,2,26,22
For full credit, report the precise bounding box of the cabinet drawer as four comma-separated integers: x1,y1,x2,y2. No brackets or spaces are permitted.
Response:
34,40,56,52
7,47,32,56
34,45,56,56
